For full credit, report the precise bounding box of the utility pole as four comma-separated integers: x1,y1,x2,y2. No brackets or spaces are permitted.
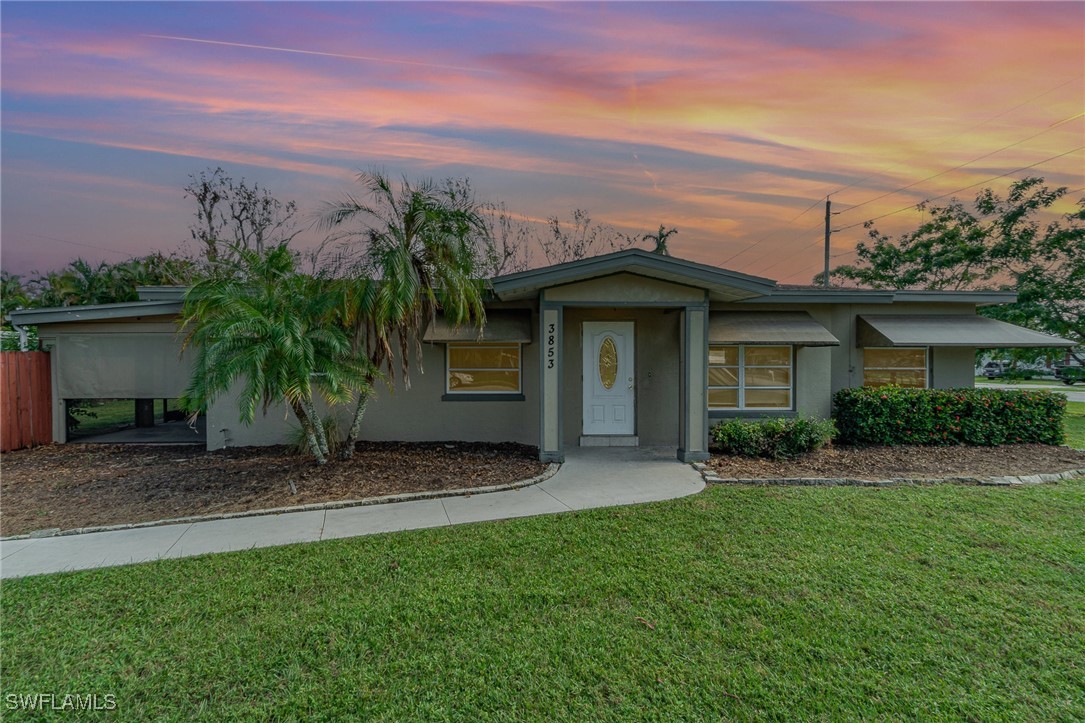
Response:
823,197,832,288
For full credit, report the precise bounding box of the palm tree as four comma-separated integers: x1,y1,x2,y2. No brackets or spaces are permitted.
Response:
644,225,678,256
179,244,373,464
319,171,489,459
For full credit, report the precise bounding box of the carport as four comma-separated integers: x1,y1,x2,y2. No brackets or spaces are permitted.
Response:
7,288,199,445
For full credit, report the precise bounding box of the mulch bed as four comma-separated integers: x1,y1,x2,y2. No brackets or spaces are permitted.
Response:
0,442,548,537
708,443,1085,480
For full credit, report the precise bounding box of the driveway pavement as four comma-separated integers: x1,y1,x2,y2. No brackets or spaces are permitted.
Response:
0,446,703,579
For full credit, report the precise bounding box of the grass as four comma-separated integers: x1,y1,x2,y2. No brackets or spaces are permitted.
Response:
1065,401,1085,450
4,481,1084,720
974,377,1059,386
68,399,171,437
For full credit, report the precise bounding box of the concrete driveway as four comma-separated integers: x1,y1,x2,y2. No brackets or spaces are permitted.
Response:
0,447,703,579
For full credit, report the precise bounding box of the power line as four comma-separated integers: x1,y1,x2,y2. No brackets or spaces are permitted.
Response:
719,198,825,266
834,145,1084,233
779,161,1085,282
26,233,133,258
822,75,1083,202
834,112,1083,218
739,219,825,275
722,77,1082,269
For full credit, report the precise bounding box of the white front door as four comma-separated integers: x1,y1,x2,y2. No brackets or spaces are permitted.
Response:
582,321,635,435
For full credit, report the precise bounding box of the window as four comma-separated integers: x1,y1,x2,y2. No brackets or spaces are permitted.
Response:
863,347,927,388
446,343,522,393
708,345,792,410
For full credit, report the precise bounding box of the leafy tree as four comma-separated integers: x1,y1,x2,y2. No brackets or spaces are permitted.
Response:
644,224,678,256
1,271,32,317
319,171,489,458
179,244,373,465
184,167,300,262
824,177,1084,362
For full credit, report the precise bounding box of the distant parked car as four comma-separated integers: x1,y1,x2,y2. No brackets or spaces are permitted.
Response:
982,361,1010,379
1054,365,1085,385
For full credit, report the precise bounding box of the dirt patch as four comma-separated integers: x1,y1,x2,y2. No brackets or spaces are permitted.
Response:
708,444,1085,480
0,442,548,537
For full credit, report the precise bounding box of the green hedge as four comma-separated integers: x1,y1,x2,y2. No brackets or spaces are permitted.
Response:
710,417,836,460
833,387,1066,447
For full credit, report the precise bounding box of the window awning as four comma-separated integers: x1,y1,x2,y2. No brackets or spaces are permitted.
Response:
423,309,533,343
857,315,1076,348
708,311,839,346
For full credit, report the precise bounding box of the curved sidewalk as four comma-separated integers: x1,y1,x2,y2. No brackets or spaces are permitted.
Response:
0,447,703,579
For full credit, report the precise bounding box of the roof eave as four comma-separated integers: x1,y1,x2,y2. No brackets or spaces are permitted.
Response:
7,301,183,326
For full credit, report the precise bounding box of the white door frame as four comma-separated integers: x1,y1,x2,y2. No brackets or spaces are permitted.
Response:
582,321,635,435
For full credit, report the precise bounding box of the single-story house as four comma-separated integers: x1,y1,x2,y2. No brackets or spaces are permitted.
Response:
8,249,1074,461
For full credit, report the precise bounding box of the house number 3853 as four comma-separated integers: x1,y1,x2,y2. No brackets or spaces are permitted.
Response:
547,323,556,369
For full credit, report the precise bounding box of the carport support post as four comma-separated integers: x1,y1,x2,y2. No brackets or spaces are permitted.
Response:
135,398,155,428
678,305,710,462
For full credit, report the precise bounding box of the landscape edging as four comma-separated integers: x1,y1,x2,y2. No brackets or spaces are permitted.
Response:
3,462,562,542
690,463,1085,487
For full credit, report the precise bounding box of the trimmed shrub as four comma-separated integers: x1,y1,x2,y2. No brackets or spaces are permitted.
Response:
710,416,836,460
833,387,1066,447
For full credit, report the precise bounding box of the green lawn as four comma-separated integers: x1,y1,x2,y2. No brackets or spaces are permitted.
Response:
4,482,1084,720
1065,401,1085,450
974,377,1060,387
68,399,171,437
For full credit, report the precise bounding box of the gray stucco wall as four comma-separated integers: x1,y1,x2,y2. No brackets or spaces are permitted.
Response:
561,307,681,446
206,312,540,451
931,346,977,388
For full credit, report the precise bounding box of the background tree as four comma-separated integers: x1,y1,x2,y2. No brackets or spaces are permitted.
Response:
539,209,640,265
478,201,533,276
179,244,372,465
184,167,300,263
644,224,678,256
319,170,489,458
823,177,1084,362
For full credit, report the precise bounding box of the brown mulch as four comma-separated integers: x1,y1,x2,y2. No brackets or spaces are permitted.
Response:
708,443,1085,480
0,441,548,537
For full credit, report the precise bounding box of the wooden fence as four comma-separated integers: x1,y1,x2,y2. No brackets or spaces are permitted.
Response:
1,352,52,452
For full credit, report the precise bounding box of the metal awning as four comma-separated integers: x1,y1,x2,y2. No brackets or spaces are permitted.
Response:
857,315,1075,348
423,309,532,343
708,311,839,346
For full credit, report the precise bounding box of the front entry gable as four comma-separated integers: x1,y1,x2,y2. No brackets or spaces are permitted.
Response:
544,272,705,304
491,248,776,302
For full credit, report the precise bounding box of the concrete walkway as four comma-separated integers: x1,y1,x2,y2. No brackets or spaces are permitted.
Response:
0,447,703,579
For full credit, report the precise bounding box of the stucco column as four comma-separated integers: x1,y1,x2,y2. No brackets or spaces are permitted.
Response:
539,304,563,462
678,305,709,462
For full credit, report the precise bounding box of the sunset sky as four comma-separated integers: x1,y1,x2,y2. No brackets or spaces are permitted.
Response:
2,1,1082,284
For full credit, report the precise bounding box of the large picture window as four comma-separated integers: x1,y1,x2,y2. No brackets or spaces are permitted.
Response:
446,343,522,393
708,345,792,410
863,347,928,388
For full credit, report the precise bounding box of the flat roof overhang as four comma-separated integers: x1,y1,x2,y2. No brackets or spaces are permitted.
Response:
857,314,1075,348
7,300,183,326
709,311,840,346
423,309,533,343
491,249,777,302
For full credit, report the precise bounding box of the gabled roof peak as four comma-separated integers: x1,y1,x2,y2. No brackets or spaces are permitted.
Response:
491,248,778,302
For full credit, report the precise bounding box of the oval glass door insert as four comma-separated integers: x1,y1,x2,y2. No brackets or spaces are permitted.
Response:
599,337,618,389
